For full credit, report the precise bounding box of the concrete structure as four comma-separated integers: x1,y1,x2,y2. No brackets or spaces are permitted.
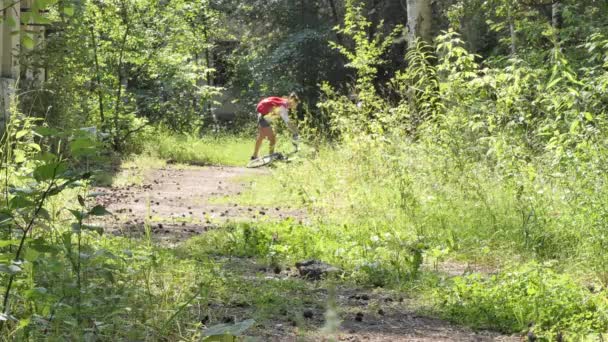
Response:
211,88,242,123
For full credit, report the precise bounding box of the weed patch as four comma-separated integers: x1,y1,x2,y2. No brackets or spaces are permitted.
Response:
435,262,608,339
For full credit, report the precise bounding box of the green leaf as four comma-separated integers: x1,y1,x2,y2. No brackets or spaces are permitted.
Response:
30,238,59,254
33,162,67,182
0,213,13,227
546,77,562,90
22,35,35,50
33,0,49,9
13,150,26,163
584,112,594,122
10,195,34,210
34,151,58,162
38,208,51,221
0,240,19,248
569,120,580,134
89,205,111,216
0,254,11,264
100,269,115,283
61,231,72,252
15,130,29,139
26,143,41,152
70,138,98,157
34,127,60,137
17,317,31,330
68,209,84,221
24,248,40,262
24,287,47,300
6,17,16,29
31,13,51,25
21,12,33,24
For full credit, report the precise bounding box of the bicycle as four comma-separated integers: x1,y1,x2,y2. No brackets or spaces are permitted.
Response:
247,140,299,168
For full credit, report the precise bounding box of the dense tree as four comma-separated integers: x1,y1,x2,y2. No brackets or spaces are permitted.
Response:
2,1,608,341
8,0,608,141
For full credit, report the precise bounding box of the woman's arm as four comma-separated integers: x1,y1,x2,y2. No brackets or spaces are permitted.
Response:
279,107,299,136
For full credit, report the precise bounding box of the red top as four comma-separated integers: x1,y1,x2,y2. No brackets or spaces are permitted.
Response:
256,97,288,115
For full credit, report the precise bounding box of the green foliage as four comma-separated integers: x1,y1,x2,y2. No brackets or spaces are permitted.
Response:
185,218,425,287
437,262,608,338
317,0,402,139
35,0,223,151
219,0,346,109
0,117,305,339
0,112,110,337
5,0,608,338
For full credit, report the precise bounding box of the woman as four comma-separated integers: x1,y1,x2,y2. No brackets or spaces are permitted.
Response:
251,92,300,161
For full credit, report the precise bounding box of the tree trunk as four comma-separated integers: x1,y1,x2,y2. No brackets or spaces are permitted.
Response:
509,19,517,55
113,0,130,152
89,25,105,124
508,6,517,56
406,0,432,47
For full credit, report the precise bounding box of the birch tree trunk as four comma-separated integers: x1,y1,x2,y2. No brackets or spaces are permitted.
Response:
509,18,517,55
508,5,517,56
406,0,432,47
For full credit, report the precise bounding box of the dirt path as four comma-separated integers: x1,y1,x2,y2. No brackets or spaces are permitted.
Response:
94,165,519,341
95,166,304,244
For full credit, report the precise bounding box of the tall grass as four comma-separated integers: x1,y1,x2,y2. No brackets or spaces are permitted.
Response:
137,129,299,167
233,136,608,272
143,131,253,166
217,135,608,337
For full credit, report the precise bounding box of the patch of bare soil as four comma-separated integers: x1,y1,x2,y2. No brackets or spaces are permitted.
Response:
94,165,521,341
209,257,520,342
94,166,305,243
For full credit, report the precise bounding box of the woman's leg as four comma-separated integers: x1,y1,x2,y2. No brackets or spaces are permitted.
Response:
253,126,274,158
253,127,265,159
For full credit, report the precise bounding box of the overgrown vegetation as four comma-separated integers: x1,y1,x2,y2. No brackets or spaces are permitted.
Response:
218,1,608,339
2,0,608,340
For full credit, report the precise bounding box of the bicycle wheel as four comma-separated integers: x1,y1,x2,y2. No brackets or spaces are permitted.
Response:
247,155,275,168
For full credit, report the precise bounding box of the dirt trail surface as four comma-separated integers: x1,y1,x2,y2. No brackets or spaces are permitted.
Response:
94,165,520,341
95,166,304,244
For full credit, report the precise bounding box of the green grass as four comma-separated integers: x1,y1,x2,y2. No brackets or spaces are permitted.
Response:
6,228,333,341
141,130,301,167
145,133,252,166
206,135,608,337
77,129,608,338
10,132,608,339
96,131,270,187
434,262,608,338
